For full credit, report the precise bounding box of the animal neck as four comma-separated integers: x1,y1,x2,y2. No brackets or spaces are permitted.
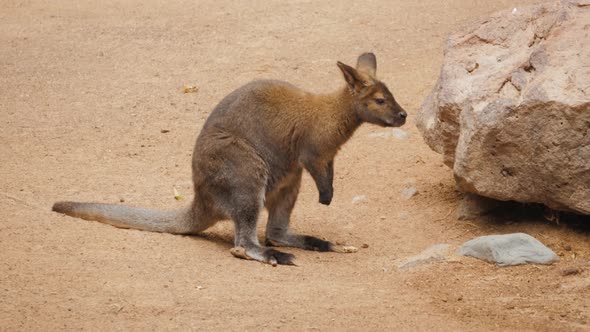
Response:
309,86,362,151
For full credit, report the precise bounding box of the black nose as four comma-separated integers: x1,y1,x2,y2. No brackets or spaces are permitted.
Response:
399,111,407,119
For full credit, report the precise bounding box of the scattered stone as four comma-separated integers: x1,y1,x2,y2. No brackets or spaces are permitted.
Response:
397,244,452,269
361,243,369,249
368,132,390,138
368,129,409,139
465,60,479,73
160,129,170,133
560,266,582,276
416,1,590,215
401,187,418,200
119,198,125,203
458,233,559,266
109,304,124,314
183,85,199,93
391,128,408,139
398,211,409,219
351,195,366,204
173,187,183,201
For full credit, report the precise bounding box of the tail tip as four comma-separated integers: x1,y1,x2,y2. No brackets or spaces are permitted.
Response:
52,201,74,214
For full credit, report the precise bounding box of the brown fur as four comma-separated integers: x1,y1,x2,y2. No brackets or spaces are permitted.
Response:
53,53,407,265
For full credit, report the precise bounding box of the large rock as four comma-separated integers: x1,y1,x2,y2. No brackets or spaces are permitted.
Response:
417,0,590,215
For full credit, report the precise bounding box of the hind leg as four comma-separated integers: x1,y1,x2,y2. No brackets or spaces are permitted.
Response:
210,187,296,266
264,168,358,253
194,136,296,266
213,182,296,266
229,201,296,266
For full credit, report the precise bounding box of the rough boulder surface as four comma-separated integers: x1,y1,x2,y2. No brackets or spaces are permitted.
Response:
417,0,590,215
458,233,559,266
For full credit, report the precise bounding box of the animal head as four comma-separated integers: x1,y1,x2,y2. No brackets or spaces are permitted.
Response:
337,53,407,127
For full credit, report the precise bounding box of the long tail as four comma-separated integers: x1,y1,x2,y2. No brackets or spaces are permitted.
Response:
52,201,195,234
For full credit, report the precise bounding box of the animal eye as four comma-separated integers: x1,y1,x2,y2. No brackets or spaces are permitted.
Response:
374,98,385,105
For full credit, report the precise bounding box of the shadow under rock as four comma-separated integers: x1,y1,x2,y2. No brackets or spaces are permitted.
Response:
458,193,590,234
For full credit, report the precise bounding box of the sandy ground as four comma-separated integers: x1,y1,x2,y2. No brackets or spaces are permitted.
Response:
1,0,589,330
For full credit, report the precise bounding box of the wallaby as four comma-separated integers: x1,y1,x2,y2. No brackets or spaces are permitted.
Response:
52,53,407,266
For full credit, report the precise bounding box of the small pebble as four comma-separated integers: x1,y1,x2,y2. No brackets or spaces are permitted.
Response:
352,195,366,204
368,132,390,138
560,266,582,276
401,187,418,200
466,61,479,73
361,243,369,249
183,85,199,93
391,128,409,139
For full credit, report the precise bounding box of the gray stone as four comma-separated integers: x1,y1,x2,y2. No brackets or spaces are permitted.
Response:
416,1,590,215
368,132,390,139
457,233,559,266
401,186,418,200
391,128,409,140
351,195,367,204
397,244,451,269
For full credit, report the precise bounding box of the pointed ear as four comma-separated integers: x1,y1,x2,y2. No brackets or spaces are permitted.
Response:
337,61,368,92
356,52,376,78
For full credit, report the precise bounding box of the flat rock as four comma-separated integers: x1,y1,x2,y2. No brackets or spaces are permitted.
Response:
397,244,452,269
457,233,559,266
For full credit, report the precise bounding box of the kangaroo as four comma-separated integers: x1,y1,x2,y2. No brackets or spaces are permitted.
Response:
52,53,407,266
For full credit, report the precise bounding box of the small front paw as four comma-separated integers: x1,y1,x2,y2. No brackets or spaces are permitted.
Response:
319,190,333,205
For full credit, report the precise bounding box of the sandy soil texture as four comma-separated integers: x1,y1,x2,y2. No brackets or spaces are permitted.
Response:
1,0,588,330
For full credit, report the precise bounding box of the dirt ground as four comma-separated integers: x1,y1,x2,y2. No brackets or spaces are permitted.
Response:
1,0,589,330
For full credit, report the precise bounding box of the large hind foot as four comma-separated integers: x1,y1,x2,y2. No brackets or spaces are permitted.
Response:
230,246,297,266
265,234,358,253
